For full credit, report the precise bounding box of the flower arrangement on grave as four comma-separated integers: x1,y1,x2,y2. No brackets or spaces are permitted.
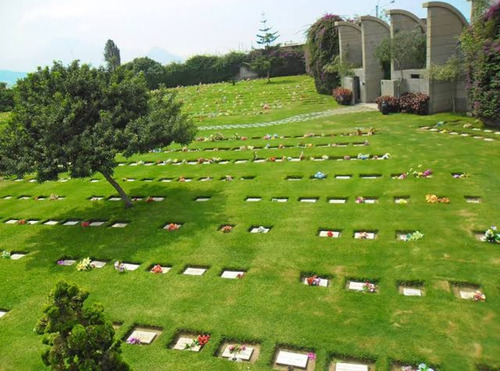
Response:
401,363,435,371
256,226,267,233
127,337,142,345
268,156,276,162
114,261,126,273
392,173,408,180
151,264,163,274
145,197,154,203
452,173,468,179
395,199,408,204
179,176,186,182
307,352,316,360
314,171,326,179
81,221,90,228
413,168,432,178
184,334,210,350
473,291,486,302
306,275,321,286
1,251,11,259
225,175,233,181
326,231,335,238
18,219,26,225
322,155,329,160
49,194,59,200
357,232,369,239
344,155,351,160
355,197,365,204
362,281,376,293
211,157,221,163
484,226,500,243
228,344,246,356
405,231,424,241
165,223,181,231
57,260,65,266
278,144,285,149
425,194,450,203
76,257,92,271
237,273,244,279
380,153,391,159
221,225,233,233
299,152,305,161
357,153,370,160
307,143,313,148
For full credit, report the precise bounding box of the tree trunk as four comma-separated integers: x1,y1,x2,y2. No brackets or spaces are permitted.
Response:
101,171,133,208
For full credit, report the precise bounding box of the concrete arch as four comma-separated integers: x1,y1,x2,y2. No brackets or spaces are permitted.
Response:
359,16,390,31
334,21,361,32
389,9,426,33
423,2,468,27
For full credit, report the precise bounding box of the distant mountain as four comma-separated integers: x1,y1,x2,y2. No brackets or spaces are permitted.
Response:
0,70,27,87
146,47,183,65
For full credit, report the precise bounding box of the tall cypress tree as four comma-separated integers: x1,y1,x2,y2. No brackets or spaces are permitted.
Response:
104,39,121,72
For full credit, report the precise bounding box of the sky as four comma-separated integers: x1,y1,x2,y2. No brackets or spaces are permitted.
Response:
0,0,471,72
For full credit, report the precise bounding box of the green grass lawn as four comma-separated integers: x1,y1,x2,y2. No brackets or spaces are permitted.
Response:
0,76,499,371
169,75,337,127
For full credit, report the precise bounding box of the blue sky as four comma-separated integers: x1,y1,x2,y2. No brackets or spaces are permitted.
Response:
0,0,471,71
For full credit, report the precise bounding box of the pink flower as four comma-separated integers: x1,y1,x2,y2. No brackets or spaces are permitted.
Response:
307,352,316,360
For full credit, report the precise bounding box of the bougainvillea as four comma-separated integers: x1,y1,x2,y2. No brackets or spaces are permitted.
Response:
305,14,345,94
460,2,500,126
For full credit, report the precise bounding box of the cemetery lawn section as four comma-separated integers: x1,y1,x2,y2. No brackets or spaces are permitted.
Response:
0,76,499,370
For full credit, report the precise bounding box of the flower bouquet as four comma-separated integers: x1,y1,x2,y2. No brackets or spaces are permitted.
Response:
114,261,126,273
18,219,26,225
405,231,424,241
146,197,154,203
357,153,370,160
82,221,90,228
228,344,246,360
256,226,267,233
473,291,486,302
127,337,142,345
151,264,163,274
1,251,11,259
306,275,321,286
425,194,450,203
414,169,432,178
355,197,365,204
165,223,181,231
221,225,233,233
401,363,434,371
314,171,326,180
362,281,376,293
326,231,335,238
185,334,210,350
484,226,500,243
76,257,92,271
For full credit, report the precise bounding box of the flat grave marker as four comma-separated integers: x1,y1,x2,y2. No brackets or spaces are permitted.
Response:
348,281,366,291
127,328,159,345
150,265,171,274
403,288,422,297
5,219,19,224
465,197,481,204
173,337,201,352
275,350,308,369
299,198,318,203
26,220,40,225
329,198,347,204
221,270,245,279
303,277,329,287
0,310,7,318
354,231,376,239
335,362,369,371
122,262,140,271
335,175,352,179
63,220,80,226
183,267,207,276
108,197,121,201
43,220,59,226
249,226,271,233
272,197,288,203
319,230,340,238
58,259,76,266
246,197,262,202
10,253,27,260
90,260,107,269
111,222,128,228
195,197,211,202
221,345,254,361
89,221,106,227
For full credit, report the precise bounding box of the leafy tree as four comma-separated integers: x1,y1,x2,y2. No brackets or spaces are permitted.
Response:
35,281,129,370
305,14,344,94
0,82,14,112
252,14,280,82
375,29,426,97
324,54,354,80
216,51,247,85
104,39,121,72
122,57,167,90
427,56,464,113
0,61,196,208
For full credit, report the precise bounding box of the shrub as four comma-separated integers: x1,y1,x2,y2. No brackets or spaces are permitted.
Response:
399,93,429,115
332,88,353,105
375,96,400,113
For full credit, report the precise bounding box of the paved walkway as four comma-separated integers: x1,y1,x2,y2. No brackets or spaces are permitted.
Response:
198,104,378,131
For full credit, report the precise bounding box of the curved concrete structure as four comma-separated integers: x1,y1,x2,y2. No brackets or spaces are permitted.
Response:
335,21,362,68
389,9,426,34
423,2,468,27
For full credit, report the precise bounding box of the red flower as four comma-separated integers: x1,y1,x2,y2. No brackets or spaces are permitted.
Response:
82,221,90,228
327,231,334,237
18,219,26,225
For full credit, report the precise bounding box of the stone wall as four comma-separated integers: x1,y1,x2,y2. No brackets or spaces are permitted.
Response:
335,22,363,68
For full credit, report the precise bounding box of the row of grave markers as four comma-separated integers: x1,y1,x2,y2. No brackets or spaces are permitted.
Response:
419,126,498,141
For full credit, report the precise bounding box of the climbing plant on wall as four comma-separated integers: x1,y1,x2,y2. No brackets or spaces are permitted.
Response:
305,14,345,95
460,2,500,126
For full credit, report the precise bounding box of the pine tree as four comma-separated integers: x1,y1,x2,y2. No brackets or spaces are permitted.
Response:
253,14,280,82
104,39,121,72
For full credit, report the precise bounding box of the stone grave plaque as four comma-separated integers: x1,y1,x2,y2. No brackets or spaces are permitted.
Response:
0,310,7,318
43,220,59,226
122,263,139,271
3,196,12,200
221,270,245,279
235,160,248,164
300,198,317,203
125,178,136,182
272,198,288,202
111,223,128,228
275,350,308,369
128,330,156,344
63,220,80,226
364,199,377,204
250,227,270,233
18,196,30,200
354,232,375,239
173,337,200,351
222,346,254,361
246,197,262,202
403,288,422,296
160,179,173,182
219,161,229,164
465,197,481,204
183,267,206,276
89,221,105,227
10,253,26,260
90,179,100,183
336,362,369,371
60,260,76,266
484,138,494,142
303,278,328,287
90,197,103,201
460,290,475,300
151,197,164,201
187,161,197,165
154,266,171,274
361,176,379,179
329,199,347,204
129,162,138,166
289,158,301,162
348,281,365,291
319,230,340,238
109,197,121,201
29,179,37,183
26,220,40,225
336,175,351,179
195,197,210,202
254,159,265,163
90,260,107,269
5,219,19,224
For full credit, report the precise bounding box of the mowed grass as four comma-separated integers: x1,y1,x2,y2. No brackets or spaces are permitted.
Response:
0,77,499,371
168,75,336,127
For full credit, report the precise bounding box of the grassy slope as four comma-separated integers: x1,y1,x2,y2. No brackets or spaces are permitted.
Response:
0,78,499,371
169,75,336,127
